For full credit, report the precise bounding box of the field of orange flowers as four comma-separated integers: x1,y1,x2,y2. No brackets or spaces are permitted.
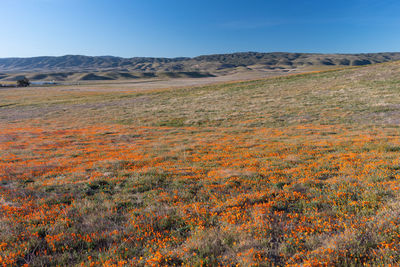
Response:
2,62,400,266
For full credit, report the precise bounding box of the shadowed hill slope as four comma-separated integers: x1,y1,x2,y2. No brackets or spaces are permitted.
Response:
1,52,400,74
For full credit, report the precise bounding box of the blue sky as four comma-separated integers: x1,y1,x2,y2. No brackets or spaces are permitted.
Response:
1,0,400,58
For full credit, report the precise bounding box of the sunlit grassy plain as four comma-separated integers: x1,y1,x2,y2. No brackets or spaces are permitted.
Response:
2,61,400,266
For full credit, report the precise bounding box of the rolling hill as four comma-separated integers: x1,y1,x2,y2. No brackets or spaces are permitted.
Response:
2,60,400,265
1,52,400,76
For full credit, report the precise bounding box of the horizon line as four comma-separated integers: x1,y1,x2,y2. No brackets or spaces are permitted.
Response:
1,51,400,60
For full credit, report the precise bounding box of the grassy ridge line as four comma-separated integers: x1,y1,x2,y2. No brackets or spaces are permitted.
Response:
1,52,400,73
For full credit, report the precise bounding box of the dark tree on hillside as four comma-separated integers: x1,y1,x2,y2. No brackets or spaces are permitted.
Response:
17,77,30,87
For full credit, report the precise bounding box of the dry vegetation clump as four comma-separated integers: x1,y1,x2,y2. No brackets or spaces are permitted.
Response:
2,62,400,265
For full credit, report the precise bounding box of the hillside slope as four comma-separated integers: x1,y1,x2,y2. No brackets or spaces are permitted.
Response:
1,52,400,73
2,61,400,266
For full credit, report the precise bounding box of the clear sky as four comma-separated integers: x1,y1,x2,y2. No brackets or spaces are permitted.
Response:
1,0,400,58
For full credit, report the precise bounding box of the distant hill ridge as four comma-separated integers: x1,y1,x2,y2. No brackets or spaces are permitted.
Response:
1,52,400,73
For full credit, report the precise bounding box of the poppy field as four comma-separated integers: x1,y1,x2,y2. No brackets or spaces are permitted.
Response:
2,61,400,266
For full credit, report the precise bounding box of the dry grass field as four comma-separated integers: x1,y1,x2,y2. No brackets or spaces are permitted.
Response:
2,61,400,266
